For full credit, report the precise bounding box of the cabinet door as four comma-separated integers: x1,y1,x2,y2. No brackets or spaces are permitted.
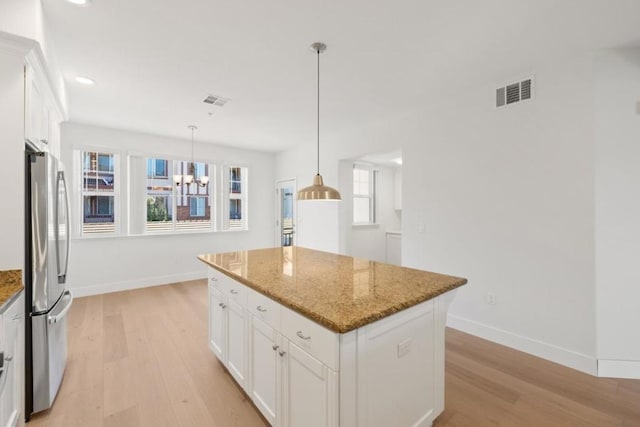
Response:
226,298,247,389
1,300,22,427
250,316,279,426
283,342,337,427
25,66,45,145
208,285,226,362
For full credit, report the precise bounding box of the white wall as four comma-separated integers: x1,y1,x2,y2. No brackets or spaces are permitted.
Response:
61,122,275,297
276,51,598,374
0,50,26,270
338,160,401,262
594,48,640,377
0,0,41,42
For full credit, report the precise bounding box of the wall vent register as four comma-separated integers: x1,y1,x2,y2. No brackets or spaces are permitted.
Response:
496,77,533,108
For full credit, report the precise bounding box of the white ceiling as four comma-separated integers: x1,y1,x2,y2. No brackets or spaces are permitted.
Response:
42,0,640,152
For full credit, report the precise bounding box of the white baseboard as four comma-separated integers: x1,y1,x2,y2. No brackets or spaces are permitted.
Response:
69,271,207,298
597,359,640,379
446,314,598,376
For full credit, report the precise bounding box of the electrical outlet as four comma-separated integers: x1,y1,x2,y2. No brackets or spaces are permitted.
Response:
486,293,497,305
397,338,413,358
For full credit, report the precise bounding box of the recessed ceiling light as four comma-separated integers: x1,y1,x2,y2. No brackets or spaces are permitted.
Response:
75,76,96,85
66,0,92,6
393,158,403,165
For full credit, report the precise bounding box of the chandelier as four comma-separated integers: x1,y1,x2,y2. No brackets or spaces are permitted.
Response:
173,125,209,187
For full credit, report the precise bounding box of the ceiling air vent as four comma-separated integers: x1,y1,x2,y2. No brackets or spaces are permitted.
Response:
203,94,230,107
496,77,534,108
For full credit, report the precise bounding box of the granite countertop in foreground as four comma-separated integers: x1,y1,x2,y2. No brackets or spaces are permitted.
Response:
198,247,467,333
0,270,24,312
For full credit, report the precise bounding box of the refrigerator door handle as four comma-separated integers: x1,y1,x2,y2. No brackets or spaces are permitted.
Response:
48,290,73,324
56,170,71,284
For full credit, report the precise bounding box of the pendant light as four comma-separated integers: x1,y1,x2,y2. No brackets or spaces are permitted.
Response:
297,42,341,201
173,125,209,187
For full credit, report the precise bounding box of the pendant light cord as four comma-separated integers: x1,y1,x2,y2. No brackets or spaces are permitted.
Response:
316,48,320,176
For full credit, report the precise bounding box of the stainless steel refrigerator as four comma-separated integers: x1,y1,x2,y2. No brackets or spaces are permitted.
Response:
24,143,73,418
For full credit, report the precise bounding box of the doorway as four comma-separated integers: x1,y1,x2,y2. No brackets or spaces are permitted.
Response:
275,179,296,247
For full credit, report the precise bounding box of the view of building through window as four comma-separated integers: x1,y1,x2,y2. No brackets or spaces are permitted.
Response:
227,166,246,230
82,151,116,234
146,159,212,232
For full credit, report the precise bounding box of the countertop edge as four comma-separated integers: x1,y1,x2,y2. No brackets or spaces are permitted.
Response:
198,254,467,334
0,269,25,314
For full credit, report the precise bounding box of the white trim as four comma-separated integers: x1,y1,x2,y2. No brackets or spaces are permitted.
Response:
446,313,598,376
597,359,640,379
69,271,206,297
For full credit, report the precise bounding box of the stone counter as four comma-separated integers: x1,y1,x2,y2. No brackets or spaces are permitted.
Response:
198,246,467,333
0,270,24,313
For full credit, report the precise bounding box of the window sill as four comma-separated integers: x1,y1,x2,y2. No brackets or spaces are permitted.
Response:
72,228,249,240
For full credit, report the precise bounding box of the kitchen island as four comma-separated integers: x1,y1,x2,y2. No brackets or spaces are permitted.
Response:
198,246,467,427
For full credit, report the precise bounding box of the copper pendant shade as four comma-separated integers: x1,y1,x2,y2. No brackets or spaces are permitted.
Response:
297,42,341,201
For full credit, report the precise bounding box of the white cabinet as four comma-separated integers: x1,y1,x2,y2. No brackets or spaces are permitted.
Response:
283,341,337,427
208,284,225,360
207,272,249,391
208,267,454,427
248,310,337,427
385,232,402,266
0,292,25,427
249,316,279,425
24,61,63,158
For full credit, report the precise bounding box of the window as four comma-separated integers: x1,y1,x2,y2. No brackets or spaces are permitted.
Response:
145,159,212,232
147,158,168,178
81,151,117,234
190,197,206,217
353,165,377,225
224,166,248,230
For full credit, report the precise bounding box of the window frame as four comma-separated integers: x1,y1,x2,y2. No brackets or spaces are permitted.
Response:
76,148,121,237
352,164,378,226
223,165,249,231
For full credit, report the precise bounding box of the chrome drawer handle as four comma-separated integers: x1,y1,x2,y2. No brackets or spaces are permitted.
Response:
272,345,279,351
296,331,311,340
230,289,239,295
218,302,227,309
210,277,218,282
257,306,267,312
279,351,286,357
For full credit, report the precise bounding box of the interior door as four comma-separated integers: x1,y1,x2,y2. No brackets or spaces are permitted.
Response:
275,179,296,247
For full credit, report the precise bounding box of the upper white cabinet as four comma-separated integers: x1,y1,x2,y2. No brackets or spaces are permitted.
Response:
24,59,63,159
0,292,25,427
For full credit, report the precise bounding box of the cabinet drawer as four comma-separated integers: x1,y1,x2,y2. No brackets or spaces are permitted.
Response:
207,268,226,291
225,279,247,307
281,307,338,371
248,289,281,330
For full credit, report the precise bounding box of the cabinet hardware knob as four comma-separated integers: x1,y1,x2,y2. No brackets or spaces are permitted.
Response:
272,345,279,351
279,351,286,357
230,289,239,295
5,356,12,362
210,277,218,282
218,303,227,309
296,331,311,340
257,306,267,312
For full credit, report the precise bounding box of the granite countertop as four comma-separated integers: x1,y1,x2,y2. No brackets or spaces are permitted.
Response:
0,270,24,312
198,247,467,333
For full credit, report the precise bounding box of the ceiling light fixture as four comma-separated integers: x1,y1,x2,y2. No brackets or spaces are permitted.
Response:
66,0,92,6
297,42,341,201
394,158,403,165
75,76,96,85
173,125,209,187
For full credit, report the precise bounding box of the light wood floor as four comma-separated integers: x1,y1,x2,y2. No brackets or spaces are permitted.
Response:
28,280,640,427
